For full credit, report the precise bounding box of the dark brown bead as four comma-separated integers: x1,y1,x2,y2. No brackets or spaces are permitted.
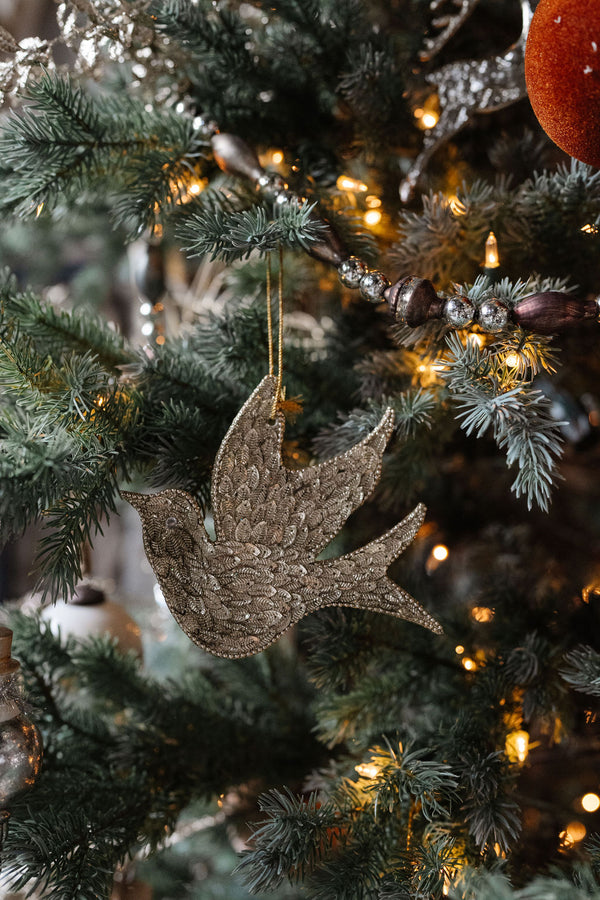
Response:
384,276,444,326
512,292,598,333
305,214,349,266
211,133,264,181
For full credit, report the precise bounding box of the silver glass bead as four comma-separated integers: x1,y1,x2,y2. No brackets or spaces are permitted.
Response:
443,295,475,328
359,271,390,303
477,298,510,332
192,116,219,138
256,172,288,200
211,133,263,181
337,257,368,289
274,190,305,209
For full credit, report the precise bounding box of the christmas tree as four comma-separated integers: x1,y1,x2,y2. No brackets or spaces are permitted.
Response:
1,1,600,897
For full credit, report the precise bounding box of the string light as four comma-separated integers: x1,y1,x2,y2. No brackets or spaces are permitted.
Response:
471,606,494,623
336,175,368,192
468,333,485,349
155,334,166,346
581,792,600,812
462,657,477,671
484,231,500,268
414,105,439,129
271,150,284,165
188,182,202,195
364,209,382,226
140,302,152,316
141,322,154,336
455,645,465,655
582,582,600,603
355,762,380,779
505,730,529,763
426,543,449,575
560,821,586,848
581,223,598,234
366,195,381,208
421,111,438,128
446,195,466,216
505,352,520,367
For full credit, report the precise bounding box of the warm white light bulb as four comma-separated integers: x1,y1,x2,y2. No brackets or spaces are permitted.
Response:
336,175,368,192
421,111,439,128
364,209,382,226
582,793,600,812
355,762,380,779
485,231,500,268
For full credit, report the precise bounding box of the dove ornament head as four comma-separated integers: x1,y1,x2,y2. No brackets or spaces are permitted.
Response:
122,489,209,557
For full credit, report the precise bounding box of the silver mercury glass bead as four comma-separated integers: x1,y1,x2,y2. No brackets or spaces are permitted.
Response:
359,270,390,303
477,298,510,332
443,295,475,328
338,256,368,289
274,190,305,209
257,171,288,201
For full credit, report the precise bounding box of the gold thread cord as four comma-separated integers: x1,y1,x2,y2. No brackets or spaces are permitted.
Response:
275,245,284,413
266,253,274,377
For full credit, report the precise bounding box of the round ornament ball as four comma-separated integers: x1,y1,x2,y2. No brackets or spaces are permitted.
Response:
525,0,600,167
41,582,143,659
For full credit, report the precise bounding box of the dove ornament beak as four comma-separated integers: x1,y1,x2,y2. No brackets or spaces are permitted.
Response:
121,491,148,511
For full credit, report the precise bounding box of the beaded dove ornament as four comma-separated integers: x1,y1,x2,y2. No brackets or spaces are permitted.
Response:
123,376,442,658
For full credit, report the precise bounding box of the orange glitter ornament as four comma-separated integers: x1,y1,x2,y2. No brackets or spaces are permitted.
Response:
525,0,600,167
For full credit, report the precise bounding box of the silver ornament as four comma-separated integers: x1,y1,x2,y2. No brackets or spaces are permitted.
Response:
211,133,263,181
124,377,442,659
419,0,482,62
478,298,510,332
0,628,42,811
338,257,368,289
443,295,475,328
0,714,42,804
257,171,288,200
359,271,390,303
274,190,305,209
400,0,534,201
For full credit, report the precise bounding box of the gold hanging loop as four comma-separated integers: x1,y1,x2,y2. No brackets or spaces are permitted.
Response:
274,244,284,415
266,252,274,378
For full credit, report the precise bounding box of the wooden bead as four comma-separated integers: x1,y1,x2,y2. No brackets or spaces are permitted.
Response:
384,276,444,326
512,291,598,333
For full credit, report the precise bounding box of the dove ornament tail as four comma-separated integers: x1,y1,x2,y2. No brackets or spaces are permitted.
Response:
308,502,443,635
124,377,442,658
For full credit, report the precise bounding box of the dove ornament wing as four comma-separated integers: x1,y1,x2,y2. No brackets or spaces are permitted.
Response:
211,375,397,558
211,376,294,546
285,406,394,557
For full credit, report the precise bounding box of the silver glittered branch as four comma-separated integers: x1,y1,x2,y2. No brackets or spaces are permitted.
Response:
420,0,482,62
401,0,534,202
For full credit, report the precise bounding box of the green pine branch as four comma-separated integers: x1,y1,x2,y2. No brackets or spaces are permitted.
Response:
441,331,564,511
0,72,201,236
